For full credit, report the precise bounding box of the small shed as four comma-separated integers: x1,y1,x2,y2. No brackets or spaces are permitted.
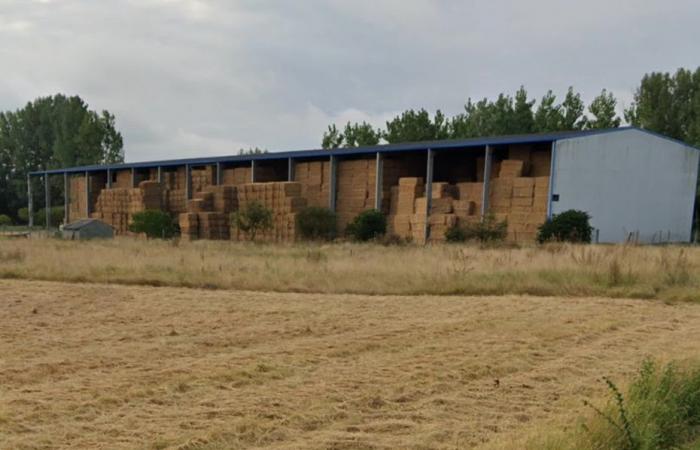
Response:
62,219,114,240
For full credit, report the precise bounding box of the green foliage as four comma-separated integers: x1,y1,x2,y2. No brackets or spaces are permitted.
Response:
321,124,344,149
534,87,587,132
345,210,387,242
0,214,12,226
626,67,700,147
383,109,450,143
238,147,267,155
445,223,468,243
17,207,30,224
580,359,700,450
0,94,123,219
443,216,507,243
321,122,382,149
452,87,536,138
295,207,337,241
537,209,593,243
586,89,622,129
468,214,508,243
128,210,176,239
18,206,65,227
343,122,382,147
231,201,273,241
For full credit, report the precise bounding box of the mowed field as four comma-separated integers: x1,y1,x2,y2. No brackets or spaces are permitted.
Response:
2,279,700,449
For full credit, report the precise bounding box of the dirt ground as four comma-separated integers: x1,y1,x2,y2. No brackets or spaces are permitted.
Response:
1,281,700,449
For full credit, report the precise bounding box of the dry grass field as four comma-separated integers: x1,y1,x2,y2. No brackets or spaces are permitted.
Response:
0,238,699,301
2,279,700,449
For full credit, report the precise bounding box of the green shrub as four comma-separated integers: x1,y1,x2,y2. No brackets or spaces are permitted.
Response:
17,208,30,224
584,359,700,450
18,206,65,226
0,214,12,227
296,207,337,241
445,224,468,243
345,210,387,242
231,201,273,241
537,209,593,243
129,210,176,239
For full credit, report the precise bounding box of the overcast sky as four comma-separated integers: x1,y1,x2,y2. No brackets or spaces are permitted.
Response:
1,0,698,162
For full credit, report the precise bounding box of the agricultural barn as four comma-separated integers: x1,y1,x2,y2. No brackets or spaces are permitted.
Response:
28,127,699,244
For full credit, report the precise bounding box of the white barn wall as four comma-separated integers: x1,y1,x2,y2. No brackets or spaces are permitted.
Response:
551,129,699,243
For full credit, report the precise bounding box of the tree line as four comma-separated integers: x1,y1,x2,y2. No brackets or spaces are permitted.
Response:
0,94,124,220
321,68,700,149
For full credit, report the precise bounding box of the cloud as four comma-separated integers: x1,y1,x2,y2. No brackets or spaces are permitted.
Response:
0,0,698,162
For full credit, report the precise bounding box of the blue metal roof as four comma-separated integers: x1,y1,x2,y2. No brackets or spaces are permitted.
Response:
30,127,654,177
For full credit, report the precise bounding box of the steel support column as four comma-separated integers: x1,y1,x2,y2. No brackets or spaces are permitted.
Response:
424,149,434,243
44,173,51,230
64,172,69,225
131,168,136,188
85,171,91,217
250,160,256,183
157,166,163,184
215,162,222,185
107,168,112,188
287,157,295,182
481,145,493,218
374,152,383,211
329,155,338,212
27,174,34,228
185,164,192,200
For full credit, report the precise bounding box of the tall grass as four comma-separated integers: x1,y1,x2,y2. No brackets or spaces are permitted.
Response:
531,359,700,450
0,237,698,300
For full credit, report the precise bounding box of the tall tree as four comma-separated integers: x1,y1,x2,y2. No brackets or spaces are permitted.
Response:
626,68,700,147
585,89,621,129
321,124,344,149
512,86,536,134
533,91,561,132
384,109,449,143
343,122,382,147
0,94,124,219
559,87,586,130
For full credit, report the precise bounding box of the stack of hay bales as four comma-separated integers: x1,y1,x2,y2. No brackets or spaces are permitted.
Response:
293,161,331,208
160,170,187,214
454,182,483,225
69,175,107,221
180,187,235,241
231,182,306,242
222,166,252,185
191,166,214,192
92,181,163,235
486,158,550,242
204,185,238,213
413,182,458,243
388,177,424,239
336,159,376,231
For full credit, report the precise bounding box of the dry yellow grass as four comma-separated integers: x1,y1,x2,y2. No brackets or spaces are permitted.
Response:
0,238,699,301
2,280,700,449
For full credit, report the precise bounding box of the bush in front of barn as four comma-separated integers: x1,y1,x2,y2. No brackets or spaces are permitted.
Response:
296,207,337,241
230,201,273,242
537,209,593,243
0,214,12,227
445,214,508,244
129,210,177,239
346,210,387,242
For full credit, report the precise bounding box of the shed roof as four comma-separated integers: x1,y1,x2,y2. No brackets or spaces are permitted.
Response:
29,127,697,177
63,218,112,231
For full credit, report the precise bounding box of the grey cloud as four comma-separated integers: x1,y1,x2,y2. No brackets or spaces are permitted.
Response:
0,0,698,162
